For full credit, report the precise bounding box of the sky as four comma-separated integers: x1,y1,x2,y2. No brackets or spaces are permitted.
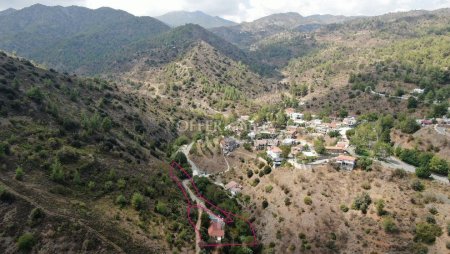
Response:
1,0,450,22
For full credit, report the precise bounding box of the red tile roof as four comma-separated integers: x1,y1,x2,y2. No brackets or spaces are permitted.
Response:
336,155,357,162
208,222,225,238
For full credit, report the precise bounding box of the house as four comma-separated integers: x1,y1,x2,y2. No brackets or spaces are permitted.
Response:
254,139,268,150
420,119,433,126
343,117,357,126
285,108,296,117
290,145,304,157
221,137,239,155
291,113,304,120
208,220,225,242
412,88,425,94
267,139,280,147
267,146,282,160
335,155,357,170
224,181,242,196
282,138,296,146
247,131,256,140
325,146,346,154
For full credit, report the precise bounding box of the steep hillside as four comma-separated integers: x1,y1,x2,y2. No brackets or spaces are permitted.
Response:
211,12,352,49
156,10,236,28
0,4,170,74
0,52,199,253
283,8,450,116
122,41,271,113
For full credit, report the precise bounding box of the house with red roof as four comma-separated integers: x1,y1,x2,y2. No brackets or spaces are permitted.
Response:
208,220,225,242
335,155,357,170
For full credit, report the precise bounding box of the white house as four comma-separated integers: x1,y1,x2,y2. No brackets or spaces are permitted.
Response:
291,113,304,120
335,155,357,170
224,181,243,196
412,88,425,94
267,146,282,160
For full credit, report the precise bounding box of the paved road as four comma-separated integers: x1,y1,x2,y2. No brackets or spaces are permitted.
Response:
379,156,448,183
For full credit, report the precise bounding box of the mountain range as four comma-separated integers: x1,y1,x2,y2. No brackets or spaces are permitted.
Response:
156,10,236,28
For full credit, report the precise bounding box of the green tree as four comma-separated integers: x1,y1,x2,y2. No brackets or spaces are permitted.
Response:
50,159,64,183
17,233,36,251
116,194,127,208
407,97,418,109
416,166,431,179
314,138,326,155
352,192,372,214
15,167,24,181
414,222,443,244
428,156,449,175
398,117,420,134
131,192,144,210
373,141,392,160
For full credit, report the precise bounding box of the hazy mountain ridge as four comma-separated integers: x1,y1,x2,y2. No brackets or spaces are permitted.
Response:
156,10,236,28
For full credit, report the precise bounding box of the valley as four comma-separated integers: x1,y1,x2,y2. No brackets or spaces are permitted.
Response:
0,3,449,254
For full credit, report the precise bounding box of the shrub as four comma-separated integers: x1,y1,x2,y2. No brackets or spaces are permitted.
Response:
28,208,44,226
117,178,126,189
87,181,95,191
115,195,127,208
0,185,15,203
57,146,80,164
285,197,292,206
15,167,24,181
411,180,425,191
104,181,114,192
429,207,438,215
340,204,349,213
382,216,398,233
352,192,372,214
262,200,269,209
263,166,272,175
414,222,443,244
50,159,64,183
447,221,450,236
375,199,386,216
304,196,313,205
26,86,44,102
428,156,449,175
357,157,373,171
131,193,144,210
265,185,273,193
243,143,252,151
156,201,168,215
246,169,254,178
392,168,407,178
415,166,431,179
17,233,36,251
446,241,450,250
361,181,371,190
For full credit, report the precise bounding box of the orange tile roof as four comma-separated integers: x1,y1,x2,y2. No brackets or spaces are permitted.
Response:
208,222,224,238
336,155,357,162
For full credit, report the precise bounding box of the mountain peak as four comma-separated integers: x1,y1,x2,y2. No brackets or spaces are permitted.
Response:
156,10,236,28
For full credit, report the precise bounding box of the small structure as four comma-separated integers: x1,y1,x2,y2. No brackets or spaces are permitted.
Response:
290,113,304,120
221,137,239,155
254,139,268,150
224,181,242,196
343,117,357,127
335,155,357,170
285,108,296,117
208,220,225,242
267,146,282,160
412,88,425,94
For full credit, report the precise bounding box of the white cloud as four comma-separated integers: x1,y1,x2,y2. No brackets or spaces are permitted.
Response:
1,0,449,22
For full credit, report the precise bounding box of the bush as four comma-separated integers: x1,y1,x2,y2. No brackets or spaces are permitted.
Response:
428,156,449,175
392,168,407,178
15,167,24,181
304,196,313,205
352,192,372,214
411,180,425,191
57,146,80,164
28,208,44,226
340,204,349,213
285,197,292,206
265,185,273,193
156,201,169,215
246,169,254,178
382,216,398,233
357,157,373,171
0,185,15,203
263,166,272,175
375,199,386,216
416,166,431,179
26,86,44,102
447,221,450,236
446,241,450,250
131,192,144,210
115,195,127,208
50,159,64,183
361,181,371,190
262,200,269,209
243,143,252,151
414,222,443,244
398,117,420,134
17,233,36,251
117,178,126,189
